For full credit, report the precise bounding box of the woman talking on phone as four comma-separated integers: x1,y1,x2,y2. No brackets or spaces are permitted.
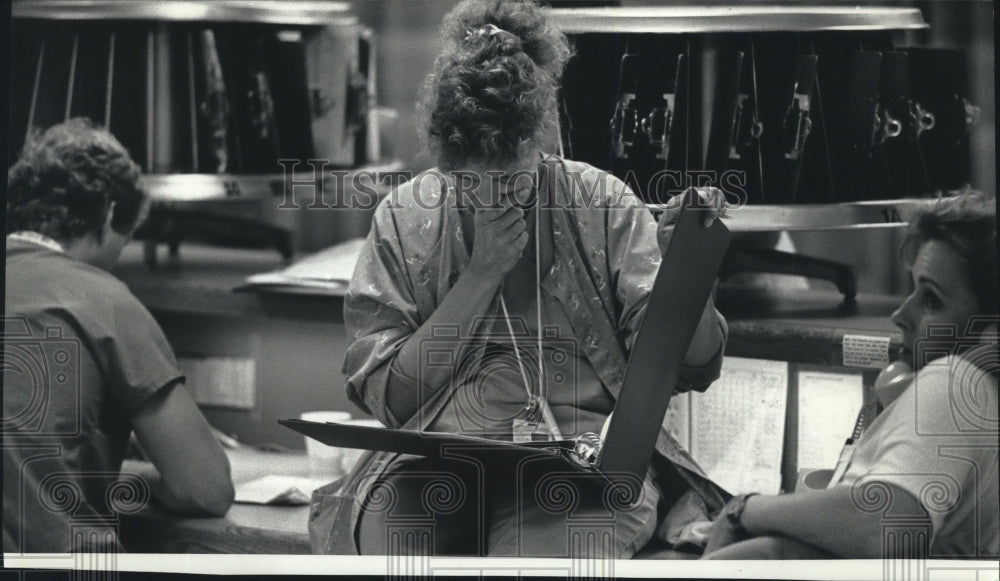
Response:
702,190,997,559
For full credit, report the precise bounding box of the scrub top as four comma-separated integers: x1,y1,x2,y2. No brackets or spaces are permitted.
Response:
3,239,183,552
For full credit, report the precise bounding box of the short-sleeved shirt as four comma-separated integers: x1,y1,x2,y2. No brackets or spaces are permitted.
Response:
839,350,999,557
3,239,183,553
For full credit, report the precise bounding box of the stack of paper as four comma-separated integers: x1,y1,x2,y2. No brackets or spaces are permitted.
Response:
234,474,333,505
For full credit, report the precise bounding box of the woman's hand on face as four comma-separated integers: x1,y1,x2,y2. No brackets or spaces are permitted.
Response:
466,204,528,283
657,187,730,255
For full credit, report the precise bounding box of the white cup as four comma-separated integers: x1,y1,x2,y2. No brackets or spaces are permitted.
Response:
339,418,384,474
299,411,352,478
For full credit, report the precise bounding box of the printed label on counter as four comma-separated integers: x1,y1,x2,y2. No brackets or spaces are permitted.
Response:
842,334,891,369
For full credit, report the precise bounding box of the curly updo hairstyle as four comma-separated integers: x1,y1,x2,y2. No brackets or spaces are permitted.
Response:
901,189,998,314
420,0,572,171
7,118,147,243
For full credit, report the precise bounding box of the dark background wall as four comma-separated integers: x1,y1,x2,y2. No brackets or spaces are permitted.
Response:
359,0,994,299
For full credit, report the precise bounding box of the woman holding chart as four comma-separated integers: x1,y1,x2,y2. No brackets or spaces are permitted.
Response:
317,0,729,558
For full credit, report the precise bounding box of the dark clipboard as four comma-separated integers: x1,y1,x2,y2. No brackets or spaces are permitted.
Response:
280,417,575,459
281,187,731,493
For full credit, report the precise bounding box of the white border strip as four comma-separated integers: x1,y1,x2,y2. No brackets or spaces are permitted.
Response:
5,555,999,580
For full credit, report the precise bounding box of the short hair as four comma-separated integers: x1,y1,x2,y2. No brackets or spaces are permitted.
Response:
7,118,146,242
419,0,572,171
901,189,998,314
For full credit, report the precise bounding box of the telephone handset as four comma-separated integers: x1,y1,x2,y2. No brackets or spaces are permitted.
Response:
874,360,915,409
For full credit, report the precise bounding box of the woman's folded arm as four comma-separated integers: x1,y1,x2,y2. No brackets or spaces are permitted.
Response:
738,483,929,558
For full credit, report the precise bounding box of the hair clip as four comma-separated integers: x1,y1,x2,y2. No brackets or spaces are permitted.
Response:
464,23,506,42
482,23,504,36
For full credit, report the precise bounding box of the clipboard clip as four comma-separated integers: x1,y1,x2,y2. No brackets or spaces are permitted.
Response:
571,432,603,465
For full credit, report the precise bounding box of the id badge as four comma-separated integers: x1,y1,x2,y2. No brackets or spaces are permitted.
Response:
512,418,551,443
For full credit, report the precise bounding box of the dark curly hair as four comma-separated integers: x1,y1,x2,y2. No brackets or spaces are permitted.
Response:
419,0,572,171
901,189,998,314
7,118,146,243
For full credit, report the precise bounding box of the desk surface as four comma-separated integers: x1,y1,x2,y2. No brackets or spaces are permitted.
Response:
720,286,902,367
122,447,314,553
113,242,345,322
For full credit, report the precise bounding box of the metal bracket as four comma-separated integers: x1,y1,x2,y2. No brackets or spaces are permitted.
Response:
872,103,902,150
963,97,981,130
730,92,763,160
640,92,675,160
909,101,936,139
782,92,812,160
611,92,638,159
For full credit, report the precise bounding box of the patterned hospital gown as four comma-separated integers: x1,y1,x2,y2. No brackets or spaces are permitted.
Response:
308,154,730,556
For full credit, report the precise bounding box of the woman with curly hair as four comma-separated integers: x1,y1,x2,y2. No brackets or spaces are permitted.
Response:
4,119,234,552
313,0,729,558
702,190,997,558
